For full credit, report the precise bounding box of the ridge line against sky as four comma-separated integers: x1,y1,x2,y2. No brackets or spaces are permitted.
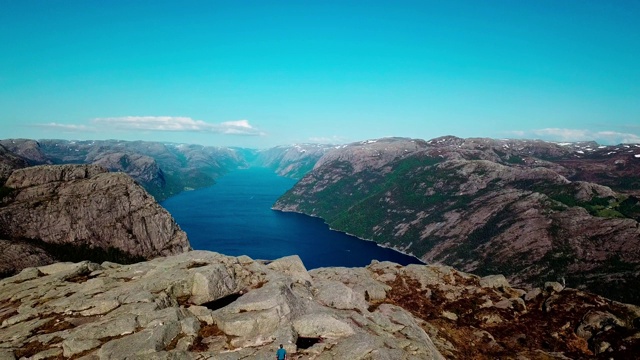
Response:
1,1,639,147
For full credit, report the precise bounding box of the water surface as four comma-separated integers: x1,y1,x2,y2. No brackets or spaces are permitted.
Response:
161,167,423,269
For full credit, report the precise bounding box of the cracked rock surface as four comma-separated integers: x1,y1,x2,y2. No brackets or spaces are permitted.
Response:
2,251,639,359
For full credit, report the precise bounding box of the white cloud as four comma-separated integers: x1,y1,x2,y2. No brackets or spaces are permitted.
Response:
35,122,94,132
36,116,265,136
91,116,265,136
507,128,640,145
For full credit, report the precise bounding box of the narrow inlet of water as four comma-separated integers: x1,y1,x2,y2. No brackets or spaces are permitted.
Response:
161,167,423,269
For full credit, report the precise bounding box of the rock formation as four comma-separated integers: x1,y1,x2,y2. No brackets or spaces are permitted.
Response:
1,251,638,359
0,164,190,275
274,137,640,304
0,139,249,201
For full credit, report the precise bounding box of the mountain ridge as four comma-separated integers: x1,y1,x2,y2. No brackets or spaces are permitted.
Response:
273,136,640,304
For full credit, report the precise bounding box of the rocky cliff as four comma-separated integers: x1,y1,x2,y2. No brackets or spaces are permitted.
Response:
0,139,249,201
1,251,638,359
274,137,640,304
0,164,190,275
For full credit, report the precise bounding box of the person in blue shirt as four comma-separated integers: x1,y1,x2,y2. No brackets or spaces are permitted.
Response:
276,344,287,360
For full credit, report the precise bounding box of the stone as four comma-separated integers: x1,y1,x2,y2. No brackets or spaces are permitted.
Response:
266,255,312,285
32,348,64,360
97,322,181,360
545,282,564,293
480,275,510,289
293,313,355,338
313,279,366,310
186,306,215,325
0,349,15,360
189,264,239,305
524,287,542,301
63,338,101,357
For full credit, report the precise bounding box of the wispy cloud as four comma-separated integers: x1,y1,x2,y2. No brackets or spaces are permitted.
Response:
34,123,95,132
37,116,265,136
92,116,264,136
507,128,640,144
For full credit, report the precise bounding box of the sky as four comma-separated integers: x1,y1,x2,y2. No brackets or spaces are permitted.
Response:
1,0,639,148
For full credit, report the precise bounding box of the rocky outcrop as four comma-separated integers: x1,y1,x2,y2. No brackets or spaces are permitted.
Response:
0,164,190,275
0,139,249,201
1,251,638,359
254,144,333,179
274,137,640,304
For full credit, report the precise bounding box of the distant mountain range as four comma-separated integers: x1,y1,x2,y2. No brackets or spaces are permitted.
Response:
273,136,640,304
0,139,333,201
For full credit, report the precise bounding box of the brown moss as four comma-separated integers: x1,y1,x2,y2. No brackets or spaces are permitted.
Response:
13,341,52,358
0,300,19,324
190,322,226,352
165,333,186,350
374,272,636,359
33,315,75,335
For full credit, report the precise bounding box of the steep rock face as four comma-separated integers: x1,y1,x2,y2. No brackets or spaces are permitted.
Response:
254,144,333,179
1,252,637,359
0,164,190,275
274,137,640,304
0,239,55,276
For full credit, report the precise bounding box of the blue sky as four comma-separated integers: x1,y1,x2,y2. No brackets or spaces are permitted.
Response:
1,1,639,148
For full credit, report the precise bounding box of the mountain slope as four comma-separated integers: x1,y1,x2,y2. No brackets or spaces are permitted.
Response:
253,143,333,179
274,137,640,304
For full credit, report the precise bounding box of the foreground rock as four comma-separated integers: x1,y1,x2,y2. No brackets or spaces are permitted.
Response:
0,164,190,275
1,251,638,359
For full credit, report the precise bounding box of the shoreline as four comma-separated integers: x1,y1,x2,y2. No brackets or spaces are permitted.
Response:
271,207,426,266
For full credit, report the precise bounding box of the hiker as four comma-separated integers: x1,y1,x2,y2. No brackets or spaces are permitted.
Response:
276,344,287,360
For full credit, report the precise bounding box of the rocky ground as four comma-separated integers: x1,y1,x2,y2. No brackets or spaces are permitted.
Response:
1,251,638,359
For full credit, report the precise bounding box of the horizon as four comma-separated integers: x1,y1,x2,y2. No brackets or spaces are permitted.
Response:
1,1,639,147
3,134,635,151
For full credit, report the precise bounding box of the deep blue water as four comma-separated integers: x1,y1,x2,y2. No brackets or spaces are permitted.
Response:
161,167,423,269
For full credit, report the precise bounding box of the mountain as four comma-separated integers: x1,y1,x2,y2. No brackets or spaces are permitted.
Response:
0,164,190,276
274,137,640,304
0,144,29,180
1,251,638,359
253,143,333,179
0,139,249,201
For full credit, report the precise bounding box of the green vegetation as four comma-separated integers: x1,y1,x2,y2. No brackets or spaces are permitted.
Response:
512,180,640,220
505,155,524,164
